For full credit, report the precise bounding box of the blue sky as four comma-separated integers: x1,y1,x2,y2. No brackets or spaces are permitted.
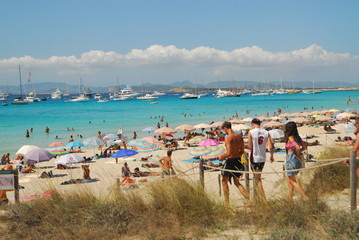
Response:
0,0,358,86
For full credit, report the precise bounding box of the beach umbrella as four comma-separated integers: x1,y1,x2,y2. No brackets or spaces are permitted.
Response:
25,149,54,163
56,154,83,165
301,112,312,117
128,139,160,153
110,149,138,158
263,121,285,128
198,138,220,147
287,113,300,118
83,137,104,146
278,113,290,118
66,141,84,147
232,124,252,131
193,123,212,129
103,134,118,141
210,121,224,128
258,116,270,122
142,127,156,132
142,137,162,144
229,119,243,124
16,145,40,156
205,146,225,158
175,124,195,131
241,118,253,123
311,111,322,115
268,129,284,139
336,112,357,119
270,116,284,121
50,149,69,155
315,116,332,122
128,139,151,147
48,142,64,147
292,117,310,124
187,136,206,144
154,127,177,135
189,146,212,156
328,109,341,113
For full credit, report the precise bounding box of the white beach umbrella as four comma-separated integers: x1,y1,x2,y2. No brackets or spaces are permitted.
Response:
315,116,333,122
241,118,253,123
270,116,284,121
154,127,177,135
16,145,40,156
56,154,84,165
263,121,285,128
301,112,313,117
336,112,357,119
229,119,243,124
193,123,212,129
175,124,195,131
210,121,224,128
232,124,252,131
268,129,284,139
257,116,270,122
328,109,341,113
292,117,310,124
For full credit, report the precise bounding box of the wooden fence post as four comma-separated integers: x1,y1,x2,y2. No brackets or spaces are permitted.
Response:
13,169,20,204
199,159,204,188
350,150,357,211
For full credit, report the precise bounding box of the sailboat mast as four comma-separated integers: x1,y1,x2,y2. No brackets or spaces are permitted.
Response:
18,66,23,98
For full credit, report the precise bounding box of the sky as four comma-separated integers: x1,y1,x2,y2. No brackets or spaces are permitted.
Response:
0,0,358,87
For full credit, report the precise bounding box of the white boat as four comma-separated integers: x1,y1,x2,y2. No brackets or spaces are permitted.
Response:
180,93,199,99
97,98,108,103
94,93,102,99
214,89,239,98
26,92,41,102
112,95,129,101
0,90,8,101
119,86,141,98
51,88,63,99
137,94,158,100
68,94,89,102
152,91,166,96
303,80,322,94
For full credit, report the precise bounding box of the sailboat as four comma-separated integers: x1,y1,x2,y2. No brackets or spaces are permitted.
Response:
67,77,90,102
11,66,29,105
303,80,322,94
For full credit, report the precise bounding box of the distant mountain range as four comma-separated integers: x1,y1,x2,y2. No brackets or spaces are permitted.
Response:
2,80,359,94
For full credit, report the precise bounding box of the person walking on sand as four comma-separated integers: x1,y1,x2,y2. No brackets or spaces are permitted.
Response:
159,150,176,176
208,121,251,207
248,118,274,201
284,122,309,200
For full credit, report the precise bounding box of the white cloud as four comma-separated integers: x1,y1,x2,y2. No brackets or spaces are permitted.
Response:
0,44,358,83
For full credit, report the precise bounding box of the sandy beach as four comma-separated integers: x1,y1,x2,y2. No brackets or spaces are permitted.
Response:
5,119,356,209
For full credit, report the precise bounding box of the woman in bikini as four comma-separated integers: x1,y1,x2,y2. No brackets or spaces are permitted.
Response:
284,121,309,200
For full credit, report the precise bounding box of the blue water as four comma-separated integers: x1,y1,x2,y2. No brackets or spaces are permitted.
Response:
1,90,358,156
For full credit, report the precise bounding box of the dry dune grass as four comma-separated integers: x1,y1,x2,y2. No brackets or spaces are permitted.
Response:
0,147,358,239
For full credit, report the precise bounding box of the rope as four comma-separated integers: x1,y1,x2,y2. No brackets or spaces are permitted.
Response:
202,158,345,174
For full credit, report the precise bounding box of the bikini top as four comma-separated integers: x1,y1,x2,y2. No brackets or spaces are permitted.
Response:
285,141,304,149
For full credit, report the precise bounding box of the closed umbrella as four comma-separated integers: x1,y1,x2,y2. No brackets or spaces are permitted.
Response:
16,145,40,156
155,127,177,135
175,124,195,131
25,149,54,163
198,138,220,147
110,149,138,158
56,154,83,165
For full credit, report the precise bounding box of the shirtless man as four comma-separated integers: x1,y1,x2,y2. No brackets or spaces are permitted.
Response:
216,121,251,207
159,150,176,176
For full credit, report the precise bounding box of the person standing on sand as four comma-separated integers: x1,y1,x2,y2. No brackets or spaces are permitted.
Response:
284,122,308,200
208,121,251,207
159,150,176,176
248,118,274,201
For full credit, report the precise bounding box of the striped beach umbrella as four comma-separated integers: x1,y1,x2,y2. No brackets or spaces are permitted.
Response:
142,137,162,145
205,146,225,158
187,136,206,144
149,155,162,164
50,150,69,155
189,146,212,156
128,139,160,153
83,137,104,146
48,142,64,147
103,134,118,141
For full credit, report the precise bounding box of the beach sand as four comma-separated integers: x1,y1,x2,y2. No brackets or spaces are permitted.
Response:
6,123,356,210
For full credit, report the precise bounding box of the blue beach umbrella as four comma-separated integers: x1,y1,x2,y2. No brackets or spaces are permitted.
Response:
66,141,84,147
110,149,138,158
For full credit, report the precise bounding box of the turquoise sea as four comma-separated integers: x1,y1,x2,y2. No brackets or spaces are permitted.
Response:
1,90,358,157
